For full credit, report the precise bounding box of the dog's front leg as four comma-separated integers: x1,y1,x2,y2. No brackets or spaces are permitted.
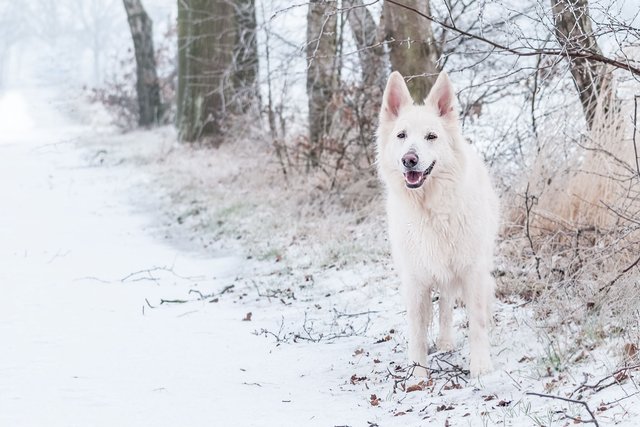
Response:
437,288,455,351
404,281,431,377
463,272,494,377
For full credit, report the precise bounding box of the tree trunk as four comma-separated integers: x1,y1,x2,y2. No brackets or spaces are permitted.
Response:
383,0,439,101
550,0,609,128
123,0,162,127
344,0,386,91
232,0,259,113
306,0,339,168
177,0,234,144
177,0,258,144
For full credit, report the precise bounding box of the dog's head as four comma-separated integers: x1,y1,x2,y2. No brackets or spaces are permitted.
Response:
377,71,461,190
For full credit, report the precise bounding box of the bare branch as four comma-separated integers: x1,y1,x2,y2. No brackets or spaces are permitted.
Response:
383,0,640,77
634,95,640,177
526,391,600,426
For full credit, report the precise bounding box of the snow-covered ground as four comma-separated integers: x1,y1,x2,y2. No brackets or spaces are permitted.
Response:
0,87,369,426
1,83,639,426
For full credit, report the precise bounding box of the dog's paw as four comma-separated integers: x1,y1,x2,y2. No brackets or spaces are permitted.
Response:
469,357,493,378
436,337,455,352
412,365,429,377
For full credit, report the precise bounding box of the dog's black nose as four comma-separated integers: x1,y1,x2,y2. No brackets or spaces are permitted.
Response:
402,152,418,168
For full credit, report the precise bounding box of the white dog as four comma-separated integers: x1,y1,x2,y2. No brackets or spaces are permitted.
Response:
376,71,499,377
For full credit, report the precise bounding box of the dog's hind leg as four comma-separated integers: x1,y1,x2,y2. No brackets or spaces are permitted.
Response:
463,272,494,377
437,288,455,352
404,279,432,377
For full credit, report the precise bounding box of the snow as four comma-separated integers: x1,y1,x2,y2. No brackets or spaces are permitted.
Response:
1,81,639,426
0,88,360,426
0,91,33,137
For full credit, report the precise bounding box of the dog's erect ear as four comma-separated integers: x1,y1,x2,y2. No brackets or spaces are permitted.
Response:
425,71,456,120
381,71,412,122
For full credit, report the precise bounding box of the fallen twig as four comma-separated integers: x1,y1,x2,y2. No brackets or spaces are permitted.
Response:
599,254,640,293
333,308,380,318
121,265,204,283
189,289,206,299
603,390,640,406
571,364,640,397
160,299,188,304
220,284,235,295
526,391,599,426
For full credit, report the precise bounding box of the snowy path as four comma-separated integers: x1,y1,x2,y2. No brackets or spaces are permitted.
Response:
0,91,365,426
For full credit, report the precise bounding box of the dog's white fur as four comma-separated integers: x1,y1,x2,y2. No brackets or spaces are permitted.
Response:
376,71,499,377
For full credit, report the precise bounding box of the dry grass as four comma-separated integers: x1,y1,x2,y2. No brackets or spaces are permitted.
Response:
497,86,640,359
141,116,389,272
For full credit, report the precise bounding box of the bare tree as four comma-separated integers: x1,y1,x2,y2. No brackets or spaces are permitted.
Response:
27,0,66,47
123,0,163,127
550,0,610,128
177,0,234,144
306,0,339,168
344,0,386,91
177,0,259,144
0,3,25,88
74,0,121,84
233,0,260,113
383,0,440,100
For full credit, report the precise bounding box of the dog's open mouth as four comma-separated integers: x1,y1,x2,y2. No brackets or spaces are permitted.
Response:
403,161,436,189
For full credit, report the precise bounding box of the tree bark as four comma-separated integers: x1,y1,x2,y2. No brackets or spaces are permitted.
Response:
123,0,162,126
383,0,440,101
177,0,236,144
344,0,386,91
306,0,339,168
232,0,259,113
177,0,258,144
550,0,609,128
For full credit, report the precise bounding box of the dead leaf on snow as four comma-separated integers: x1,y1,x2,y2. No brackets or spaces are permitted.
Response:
573,351,588,363
614,371,629,383
370,394,380,406
406,380,427,393
624,342,638,360
374,335,392,344
350,374,367,385
443,383,462,391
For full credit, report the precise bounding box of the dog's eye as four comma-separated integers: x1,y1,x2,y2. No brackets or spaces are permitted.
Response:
397,131,406,139
426,132,438,141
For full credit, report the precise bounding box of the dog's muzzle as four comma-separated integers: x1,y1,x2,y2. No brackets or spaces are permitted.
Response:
403,160,436,189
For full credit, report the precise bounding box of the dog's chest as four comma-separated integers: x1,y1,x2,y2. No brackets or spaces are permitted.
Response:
388,203,473,279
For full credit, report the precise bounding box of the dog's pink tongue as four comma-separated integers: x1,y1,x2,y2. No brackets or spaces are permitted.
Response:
405,171,422,184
